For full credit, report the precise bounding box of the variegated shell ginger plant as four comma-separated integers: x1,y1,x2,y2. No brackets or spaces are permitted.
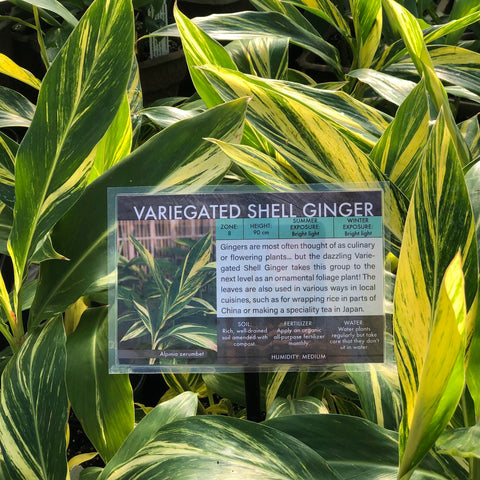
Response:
0,0,478,479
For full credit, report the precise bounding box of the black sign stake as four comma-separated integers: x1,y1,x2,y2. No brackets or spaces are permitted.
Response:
244,372,262,422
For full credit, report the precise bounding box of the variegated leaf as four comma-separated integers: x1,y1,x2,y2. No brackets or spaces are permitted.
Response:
370,79,429,198
163,233,213,320
140,106,200,129
208,139,306,187
0,86,35,129
437,421,480,459
157,10,343,78
394,109,478,479
98,416,342,480
30,98,248,322
388,46,480,99
347,364,402,430
348,69,416,106
0,205,13,255
226,37,289,80
384,10,480,67
100,391,198,474
266,414,468,479
163,374,209,399
8,0,134,308
88,94,132,183
206,66,389,151
0,132,16,209
66,307,134,462
0,317,68,480
128,236,167,294
199,64,407,254
266,396,329,419
351,0,382,70
381,0,470,166
465,166,480,419
203,372,267,408
173,6,237,108
460,116,480,167
278,0,350,40
250,0,320,34
0,54,41,90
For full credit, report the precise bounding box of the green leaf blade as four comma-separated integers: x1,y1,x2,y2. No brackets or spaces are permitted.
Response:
30,98,248,323
394,110,478,478
66,307,134,463
99,416,342,480
0,318,68,480
8,0,134,299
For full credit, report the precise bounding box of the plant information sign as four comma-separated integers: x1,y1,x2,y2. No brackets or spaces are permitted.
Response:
109,187,385,373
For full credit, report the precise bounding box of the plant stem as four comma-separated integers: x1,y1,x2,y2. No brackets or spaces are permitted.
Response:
33,6,50,70
0,272,22,351
471,458,480,480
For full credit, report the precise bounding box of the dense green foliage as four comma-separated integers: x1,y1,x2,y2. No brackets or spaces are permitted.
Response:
0,0,479,479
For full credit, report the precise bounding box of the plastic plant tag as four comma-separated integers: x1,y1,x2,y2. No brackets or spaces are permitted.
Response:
108,184,388,373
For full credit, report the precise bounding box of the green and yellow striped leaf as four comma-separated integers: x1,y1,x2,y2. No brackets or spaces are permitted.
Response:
384,10,480,67
0,54,41,90
205,66,389,151
0,132,16,209
250,0,320,34
0,317,68,480
278,0,350,40
388,46,480,100
348,68,416,106
7,0,134,313
347,363,402,430
99,416,342,480
100,391,198,476
466,294,480,419
465,167,480,419
66,307,134,463
459,116,480,167
0,205,13,255
163,233,213,321
370,79,429,198
139,106,200,129
436,421,480,459
157,10,343,78
351,0,382,70
226,37,289,80
381,0,470,166
208,139,306,187
88,94,132,184
266,414,468,479
393,109,478,479
173,6,237,108
0,86,35,129
163,374,209,399
30,98,248,322
199,64,407,254
266,396,329,419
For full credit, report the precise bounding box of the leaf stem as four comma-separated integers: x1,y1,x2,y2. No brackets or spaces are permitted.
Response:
0,273,21,351
471,458,480,480
33,6,50,70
